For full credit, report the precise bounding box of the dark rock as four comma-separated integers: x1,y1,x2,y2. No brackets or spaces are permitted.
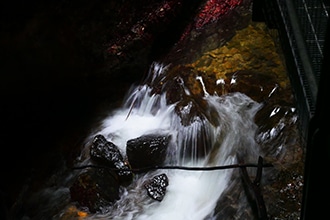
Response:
164,0,252,65
126,134,171,169
225,70,279,103
144,173,169,201
69,168,120,213
90,134,133,184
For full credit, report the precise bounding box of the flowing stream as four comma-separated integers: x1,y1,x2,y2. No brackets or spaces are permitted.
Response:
65,62,264,220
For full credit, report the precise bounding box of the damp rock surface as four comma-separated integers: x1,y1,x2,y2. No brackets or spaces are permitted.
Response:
90,134,133,183
144,173,169,201
126,134,171,169
69,168,120,213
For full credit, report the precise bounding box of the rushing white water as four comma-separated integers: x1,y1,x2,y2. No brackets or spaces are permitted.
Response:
75,63,263,220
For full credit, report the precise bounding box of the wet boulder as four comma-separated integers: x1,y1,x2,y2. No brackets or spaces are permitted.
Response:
144,173,169,201
90,134,133,184
126,134,171,169
69,168,120,213
225,70,279,103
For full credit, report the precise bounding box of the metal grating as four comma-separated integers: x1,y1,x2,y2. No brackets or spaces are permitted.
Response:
266,0,329,140
294,0,330,87
252,1,330,218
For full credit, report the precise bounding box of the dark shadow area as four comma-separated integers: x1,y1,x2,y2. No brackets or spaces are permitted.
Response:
0,1,207,217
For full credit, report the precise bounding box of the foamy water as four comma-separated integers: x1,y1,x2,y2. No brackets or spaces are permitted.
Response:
21,62,264,220
71,63,264,220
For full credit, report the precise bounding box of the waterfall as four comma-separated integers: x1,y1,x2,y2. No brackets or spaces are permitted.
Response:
78,62,263,220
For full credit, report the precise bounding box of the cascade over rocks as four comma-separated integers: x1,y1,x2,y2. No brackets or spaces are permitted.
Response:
70,133,173,213
69,134,133,213
3,0,304,218
126,134,171,169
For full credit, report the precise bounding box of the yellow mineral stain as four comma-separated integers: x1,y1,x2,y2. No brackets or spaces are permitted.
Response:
187,22,289,88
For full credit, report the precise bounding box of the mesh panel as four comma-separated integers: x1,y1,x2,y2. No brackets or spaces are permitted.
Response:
266,0,329,140
294,0,330,84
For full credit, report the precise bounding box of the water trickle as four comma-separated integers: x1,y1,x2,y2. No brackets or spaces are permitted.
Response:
76,63,264,220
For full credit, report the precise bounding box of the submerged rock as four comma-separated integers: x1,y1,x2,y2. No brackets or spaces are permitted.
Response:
69,168,120,213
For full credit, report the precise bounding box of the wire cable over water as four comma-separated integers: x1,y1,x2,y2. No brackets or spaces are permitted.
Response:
72,156,273,173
